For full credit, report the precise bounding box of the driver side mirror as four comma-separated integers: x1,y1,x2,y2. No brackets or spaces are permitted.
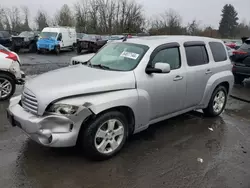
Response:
146,62,171,74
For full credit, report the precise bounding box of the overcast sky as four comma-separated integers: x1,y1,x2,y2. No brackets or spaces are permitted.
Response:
1,0,250,29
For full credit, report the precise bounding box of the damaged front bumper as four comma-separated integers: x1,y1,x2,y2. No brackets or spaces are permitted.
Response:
7,96,93,147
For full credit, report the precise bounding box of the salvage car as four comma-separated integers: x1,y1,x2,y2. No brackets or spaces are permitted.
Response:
0,44,25,100
11,31,40,53
7,36,233,160
231,37,250,84
76,34,108,54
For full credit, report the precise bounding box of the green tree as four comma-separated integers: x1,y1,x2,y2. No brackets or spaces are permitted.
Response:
35,10,49,31
21,6,31,31
219,4,239,38
55,4,74,27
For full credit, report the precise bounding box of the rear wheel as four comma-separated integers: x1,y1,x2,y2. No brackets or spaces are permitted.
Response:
80,111,128,160
29,43,37,53
203,86,227,117
234,75,245,85
0,73,16,101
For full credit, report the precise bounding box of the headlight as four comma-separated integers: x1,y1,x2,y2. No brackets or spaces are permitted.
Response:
48,104,79,115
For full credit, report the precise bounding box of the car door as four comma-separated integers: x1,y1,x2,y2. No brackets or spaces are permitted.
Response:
183,41,211,108
136,43,186,120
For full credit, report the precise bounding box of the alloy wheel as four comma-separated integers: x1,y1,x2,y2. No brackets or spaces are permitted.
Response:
94,119,125,154
0,78,12,99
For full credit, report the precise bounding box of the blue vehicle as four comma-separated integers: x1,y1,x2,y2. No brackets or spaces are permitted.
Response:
37,27,76,54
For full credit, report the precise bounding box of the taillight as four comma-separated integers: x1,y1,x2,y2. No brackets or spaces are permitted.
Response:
233,50,247,55
0,49,18,61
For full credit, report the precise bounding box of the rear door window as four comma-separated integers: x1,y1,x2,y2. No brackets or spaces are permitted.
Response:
185,46,209,66
209,42,227,62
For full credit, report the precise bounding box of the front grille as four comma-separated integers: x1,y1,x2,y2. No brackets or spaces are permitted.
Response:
21,89,38,114
39,44,50,48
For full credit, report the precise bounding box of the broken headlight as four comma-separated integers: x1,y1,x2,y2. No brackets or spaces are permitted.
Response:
48,104,79,115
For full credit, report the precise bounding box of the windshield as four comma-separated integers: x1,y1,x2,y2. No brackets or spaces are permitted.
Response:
40,32,58,39
89,42,149,71
19,31,34,37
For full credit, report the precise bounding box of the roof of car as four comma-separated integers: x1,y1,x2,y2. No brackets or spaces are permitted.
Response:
121,35,223,47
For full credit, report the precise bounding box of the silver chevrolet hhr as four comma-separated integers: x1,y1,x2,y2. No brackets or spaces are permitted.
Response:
7,36,234,160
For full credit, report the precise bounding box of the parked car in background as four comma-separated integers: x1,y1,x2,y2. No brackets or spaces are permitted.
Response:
0,44,25,100
7,36,233,160
106,35,125,43
225,40,242,50
0,31,12,48
37,27,76,55
76,34,108,54
76,33,87,40
11,31,40,53
231,38,250,84
75,33,87,47
226,46,234,58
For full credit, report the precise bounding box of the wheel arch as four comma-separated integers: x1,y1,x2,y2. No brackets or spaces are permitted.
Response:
0,70,16,81
200,71,233,108
76,105,136,146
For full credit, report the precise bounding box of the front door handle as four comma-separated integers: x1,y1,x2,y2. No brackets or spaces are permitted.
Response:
173,75,183,81
205,69,213,74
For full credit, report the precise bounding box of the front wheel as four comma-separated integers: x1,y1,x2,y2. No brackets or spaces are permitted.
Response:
76,46,82,54
80,111,128,160
55,46,60,55
0,73,16,101
203,86,227,117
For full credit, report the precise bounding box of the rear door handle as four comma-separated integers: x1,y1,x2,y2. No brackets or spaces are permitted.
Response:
205,69,212,74
173,75,183,81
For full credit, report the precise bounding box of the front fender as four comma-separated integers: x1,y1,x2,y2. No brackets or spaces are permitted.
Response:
200,70,234,108
56,89,141,128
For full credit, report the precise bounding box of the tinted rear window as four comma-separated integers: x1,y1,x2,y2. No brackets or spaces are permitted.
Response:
209,42,227,62
185,46,209,66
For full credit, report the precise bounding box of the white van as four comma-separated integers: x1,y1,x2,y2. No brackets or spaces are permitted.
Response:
37,27,77,54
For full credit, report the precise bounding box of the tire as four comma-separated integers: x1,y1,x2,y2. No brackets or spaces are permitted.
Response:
29,43,37,53
234,75,245,85
203,86,227,117
55,46,60,55
0,73,16,101
76,46,82,54
12,43,19,53
80,111,128,160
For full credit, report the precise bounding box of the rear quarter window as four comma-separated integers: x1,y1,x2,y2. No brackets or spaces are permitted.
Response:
209,42,227,62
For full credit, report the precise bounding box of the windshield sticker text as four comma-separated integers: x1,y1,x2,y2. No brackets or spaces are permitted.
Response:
120,51,139,60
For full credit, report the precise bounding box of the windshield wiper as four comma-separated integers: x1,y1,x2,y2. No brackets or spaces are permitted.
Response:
89,64,110,70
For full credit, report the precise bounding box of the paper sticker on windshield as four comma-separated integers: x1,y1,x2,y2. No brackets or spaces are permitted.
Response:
120,51,139,60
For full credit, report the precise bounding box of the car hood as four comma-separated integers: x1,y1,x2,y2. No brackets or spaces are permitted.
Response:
24,65,136,114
